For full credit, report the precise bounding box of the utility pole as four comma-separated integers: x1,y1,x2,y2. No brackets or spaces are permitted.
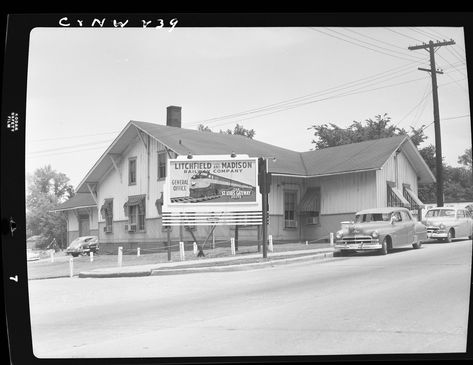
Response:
408,39,455,207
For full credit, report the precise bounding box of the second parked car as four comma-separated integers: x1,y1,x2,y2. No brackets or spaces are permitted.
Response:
422,207,473,242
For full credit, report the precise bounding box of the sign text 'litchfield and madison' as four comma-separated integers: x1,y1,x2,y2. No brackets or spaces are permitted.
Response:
169,159,257,203
162,155,262,224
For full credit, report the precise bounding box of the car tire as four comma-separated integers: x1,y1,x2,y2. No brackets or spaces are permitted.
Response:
71,253,79,257
444,229,453,243
379,238,389,255
412,241,422,249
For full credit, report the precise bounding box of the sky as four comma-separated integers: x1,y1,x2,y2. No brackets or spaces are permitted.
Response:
25,25,471,188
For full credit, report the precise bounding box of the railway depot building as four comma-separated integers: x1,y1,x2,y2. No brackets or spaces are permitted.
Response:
55,106,435,251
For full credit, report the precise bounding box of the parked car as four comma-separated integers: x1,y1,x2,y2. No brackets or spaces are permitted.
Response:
66,236,99,257
335,207,428,255
422,207,473,242
26,248,40,261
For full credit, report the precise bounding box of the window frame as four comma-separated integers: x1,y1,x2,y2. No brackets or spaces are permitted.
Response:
157,151,167,180
128,157,137,186
283,190,298,229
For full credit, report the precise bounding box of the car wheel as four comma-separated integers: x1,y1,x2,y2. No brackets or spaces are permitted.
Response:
379,238,389,255
444,229,453,243
71,253,79,257
412,241,422,249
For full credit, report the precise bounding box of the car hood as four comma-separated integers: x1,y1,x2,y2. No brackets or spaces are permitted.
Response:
340,222,387,236
423,217,456,226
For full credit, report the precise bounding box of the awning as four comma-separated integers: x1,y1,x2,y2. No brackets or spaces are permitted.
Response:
391,187,411,208
299,188,320,213
100,198,113,219
403,186,425,209
123,194,146,216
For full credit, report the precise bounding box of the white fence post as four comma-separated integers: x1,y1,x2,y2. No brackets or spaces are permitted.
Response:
230,237,236,255
137,247,141,257
179,242,185,261
50,250,54,263
193,242,198,256
90,251,94,262
69,257,73,278
330,232,334,246
268,235,273,252
118,246,123,267
306,240,308,246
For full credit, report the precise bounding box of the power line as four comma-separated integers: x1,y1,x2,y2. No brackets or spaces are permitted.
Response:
310,27,425,63
385,28,423,43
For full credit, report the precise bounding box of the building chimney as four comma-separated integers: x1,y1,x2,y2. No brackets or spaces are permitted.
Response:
166,106,182,128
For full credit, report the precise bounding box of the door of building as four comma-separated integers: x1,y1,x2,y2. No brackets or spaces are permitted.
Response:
79,215,90,237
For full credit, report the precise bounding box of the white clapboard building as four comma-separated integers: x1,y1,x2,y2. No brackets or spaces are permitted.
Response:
54,106,435,252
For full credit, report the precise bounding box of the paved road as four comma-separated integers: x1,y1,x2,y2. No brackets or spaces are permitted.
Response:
28,240,472,358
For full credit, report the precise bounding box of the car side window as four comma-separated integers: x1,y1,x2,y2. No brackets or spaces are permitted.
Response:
457,210,465,218
401,211,412,221
393,211,402,221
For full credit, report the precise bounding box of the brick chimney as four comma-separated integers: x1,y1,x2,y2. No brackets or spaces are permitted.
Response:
166,106,181,128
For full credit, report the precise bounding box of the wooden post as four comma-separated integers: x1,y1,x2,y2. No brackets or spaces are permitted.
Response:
90,251,94,262
268,235,273,252
234,225,239,251
330,233,334,246
69,257,73,278
118,246,123,267
179,242,185,261
137,247,141,257
193,242,198,256
167,227,172,261
230,237,236,255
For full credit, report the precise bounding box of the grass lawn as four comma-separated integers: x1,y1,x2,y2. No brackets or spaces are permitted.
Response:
27,241,331,280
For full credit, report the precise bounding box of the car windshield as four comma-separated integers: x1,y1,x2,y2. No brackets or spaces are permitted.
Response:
354,213,392,223
425,209,455,218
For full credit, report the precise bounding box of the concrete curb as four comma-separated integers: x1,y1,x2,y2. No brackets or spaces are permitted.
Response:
78,251,335,278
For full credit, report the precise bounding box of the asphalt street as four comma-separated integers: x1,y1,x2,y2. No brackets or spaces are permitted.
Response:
28,239,472,358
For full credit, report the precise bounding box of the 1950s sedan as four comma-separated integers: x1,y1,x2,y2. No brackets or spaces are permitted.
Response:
422,207,473,242
335,207,428,255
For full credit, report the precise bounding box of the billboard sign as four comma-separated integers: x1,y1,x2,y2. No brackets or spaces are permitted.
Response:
163,154,262,217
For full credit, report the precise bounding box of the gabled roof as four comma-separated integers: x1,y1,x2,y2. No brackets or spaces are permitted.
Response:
301,135,407,176
74,121,435,195
52,193,96,212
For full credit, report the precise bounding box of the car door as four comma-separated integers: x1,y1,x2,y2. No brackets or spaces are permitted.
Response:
401,210,415,246
455,210,466,237
391,211,407,247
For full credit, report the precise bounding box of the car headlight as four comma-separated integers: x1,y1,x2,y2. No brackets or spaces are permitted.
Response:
439,223,445,229
371,231,379,238
335,230,343,239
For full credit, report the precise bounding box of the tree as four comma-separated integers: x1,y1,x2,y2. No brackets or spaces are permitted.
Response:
458,148,472,170
26,165,75,249
197,123,256,139
308,113,427,149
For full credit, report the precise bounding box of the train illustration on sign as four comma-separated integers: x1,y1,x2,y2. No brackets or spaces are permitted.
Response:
189,171,255,199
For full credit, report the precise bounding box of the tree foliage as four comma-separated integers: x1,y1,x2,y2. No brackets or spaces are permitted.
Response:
308,114,427,149
197,123,256,139
26,165,75,248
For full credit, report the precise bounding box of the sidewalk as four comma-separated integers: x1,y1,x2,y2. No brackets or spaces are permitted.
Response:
78,245,336,278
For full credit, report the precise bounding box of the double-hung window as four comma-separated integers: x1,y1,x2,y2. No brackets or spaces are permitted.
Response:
129,157,137,185
284,191,297,228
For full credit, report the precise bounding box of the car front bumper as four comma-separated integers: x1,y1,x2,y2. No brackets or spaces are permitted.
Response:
427,231,448,239
335,238,381,250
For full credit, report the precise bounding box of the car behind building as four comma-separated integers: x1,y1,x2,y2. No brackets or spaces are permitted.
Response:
65,236,99,257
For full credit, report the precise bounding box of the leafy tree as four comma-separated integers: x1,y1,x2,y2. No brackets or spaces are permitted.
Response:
26,165,75,249
197,124,212,133
458,148,472,170
197,123,256,139
308,113,426,149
